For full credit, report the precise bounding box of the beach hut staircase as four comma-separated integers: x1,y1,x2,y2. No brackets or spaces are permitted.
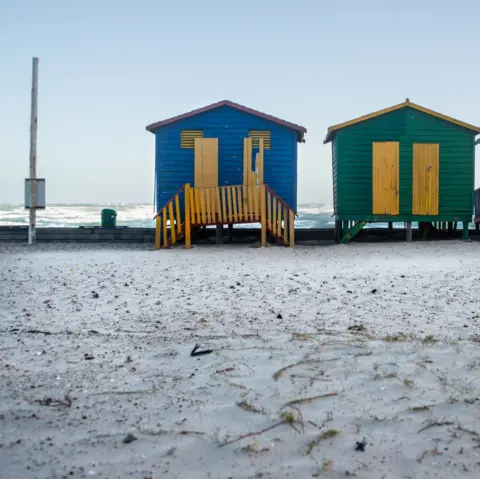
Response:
340,221,367,244
154,183,295,249
154,138,296,249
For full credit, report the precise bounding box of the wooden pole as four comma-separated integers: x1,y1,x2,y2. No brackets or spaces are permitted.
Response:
406,222,412,242
28,57,39,246
260,184,267,246
185,184,191,249
155,215,161,249
289,210,295,247
216,224,223,244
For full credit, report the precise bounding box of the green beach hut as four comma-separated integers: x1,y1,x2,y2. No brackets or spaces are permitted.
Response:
324,99,480,243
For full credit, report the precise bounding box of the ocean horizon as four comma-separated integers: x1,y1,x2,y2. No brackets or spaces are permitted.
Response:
0,203,475,230
0,203,336,229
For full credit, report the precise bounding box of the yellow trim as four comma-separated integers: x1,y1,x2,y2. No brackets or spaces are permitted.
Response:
324,100,480,143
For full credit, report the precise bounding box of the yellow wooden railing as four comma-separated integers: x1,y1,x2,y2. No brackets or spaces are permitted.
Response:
264,184,295,248
154,184,187,249
189,184,261,225
155,183,295,249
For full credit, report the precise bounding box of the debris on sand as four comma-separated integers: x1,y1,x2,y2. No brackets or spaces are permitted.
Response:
123,433,137,444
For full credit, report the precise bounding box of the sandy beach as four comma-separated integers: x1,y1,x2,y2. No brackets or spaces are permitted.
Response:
1,241,480,479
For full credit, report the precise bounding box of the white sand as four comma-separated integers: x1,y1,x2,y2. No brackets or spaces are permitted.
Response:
1,241,480,479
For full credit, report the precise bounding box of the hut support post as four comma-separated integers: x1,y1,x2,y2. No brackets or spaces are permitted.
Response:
335,220,342,244
388,222,393,237
184,184,191,249
462,222,469,241
228,224,233,242
260,184,267,247
155,215,161,249
342,221,349,236
406,222,412,242
216,224,223,244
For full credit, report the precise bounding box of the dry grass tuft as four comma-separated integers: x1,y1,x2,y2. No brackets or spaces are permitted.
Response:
303,429,341,455
236,400,265,414
273,360,323,381
285,392,338,407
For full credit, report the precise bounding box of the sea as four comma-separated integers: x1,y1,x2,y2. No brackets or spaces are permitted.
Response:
0,204,474,229
0,203,335,229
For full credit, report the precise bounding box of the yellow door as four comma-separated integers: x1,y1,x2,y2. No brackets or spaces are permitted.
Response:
194,138,218,187
372,142,399,215
412,144,439,215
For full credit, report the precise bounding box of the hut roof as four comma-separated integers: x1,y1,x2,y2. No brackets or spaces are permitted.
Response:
146,100,307,142
324,99,480,144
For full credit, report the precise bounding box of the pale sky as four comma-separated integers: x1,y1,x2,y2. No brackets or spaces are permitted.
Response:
1,0,479,205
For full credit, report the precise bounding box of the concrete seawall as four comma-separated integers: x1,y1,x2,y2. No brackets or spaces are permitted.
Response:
0,226,336,243
1,226,477,244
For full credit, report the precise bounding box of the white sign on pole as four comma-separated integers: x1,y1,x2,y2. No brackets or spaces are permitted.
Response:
25,178,46,209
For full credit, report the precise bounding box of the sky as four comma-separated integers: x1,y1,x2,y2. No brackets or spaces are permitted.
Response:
1,0,479,205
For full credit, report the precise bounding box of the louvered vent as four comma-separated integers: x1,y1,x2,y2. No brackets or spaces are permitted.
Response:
249,130,271,149
181,130,203,149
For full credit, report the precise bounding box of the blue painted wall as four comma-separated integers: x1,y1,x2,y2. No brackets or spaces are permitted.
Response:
154,105,299,213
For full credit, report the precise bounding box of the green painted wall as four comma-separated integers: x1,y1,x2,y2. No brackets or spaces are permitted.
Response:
333,106,476,222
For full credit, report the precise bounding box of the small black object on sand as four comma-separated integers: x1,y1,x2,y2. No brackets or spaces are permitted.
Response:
355,439,367,452
190,343,213,357
123,433,137,444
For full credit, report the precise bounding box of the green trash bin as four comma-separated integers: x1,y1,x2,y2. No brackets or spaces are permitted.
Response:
101,208,117,228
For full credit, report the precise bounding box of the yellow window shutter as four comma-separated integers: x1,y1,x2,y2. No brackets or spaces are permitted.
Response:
181,130,203,149
249,130,271,149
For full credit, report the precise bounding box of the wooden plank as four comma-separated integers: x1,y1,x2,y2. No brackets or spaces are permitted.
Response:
190,186,196,224
243,138,250,186
272,196,277,235
155,215,161,249
289,210,294,247
258,138,264,183
277,202,282,237
237,187,243,222
247,184,254,222
194,138,203,187
260,184,267,246
169,202,176,244
210,187,216,223
216,188,222,224
267,191,272,230
175,195,181,235
194,188,201,225
200,188,206,224
227,187,233,222
232,186,238,222
163,208,168,248
253,182,259,221
283,209,288,244
185,184,191,248
205,188,211,224
221,187,227,223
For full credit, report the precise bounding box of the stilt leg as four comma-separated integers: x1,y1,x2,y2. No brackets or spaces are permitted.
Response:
462,222,469,241
406,222,412,242
216,224,223,244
